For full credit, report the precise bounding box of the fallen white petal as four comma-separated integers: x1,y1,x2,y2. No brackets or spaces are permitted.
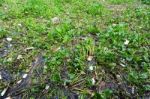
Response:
6,37,12,42
5,96,12,99
92,78,96,85
18,23,22,27
87,56,93,61
17,55,23,59
45,85,50,90
17,80,22,84
0,74,2,80
22,74,28,78
89,66,94,71
120,63,126,67
1,88,7,96
124,39,129,45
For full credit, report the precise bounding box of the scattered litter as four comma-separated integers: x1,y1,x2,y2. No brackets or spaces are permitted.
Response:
45,84,50,90
6,37,12,42
87,56,93,61
1,88,8,96
124,39,129,45
17,55,23,60
51,17,60,25
22,74,28,78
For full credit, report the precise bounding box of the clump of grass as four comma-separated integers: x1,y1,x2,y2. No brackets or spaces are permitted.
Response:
141,0,150,4
109,0,135,4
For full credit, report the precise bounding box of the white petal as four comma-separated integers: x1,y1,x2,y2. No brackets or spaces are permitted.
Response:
6,37,12,42
45,85,50,90
92,78,96,85
22,74,28,78
120,63,126,67
87,56,93,61
1,88,7,96
17,80,22,84
25,47,34,51
89,66,94,71
0,74,2,80
124,39,129,45
17,55,23,59
18,23,22,27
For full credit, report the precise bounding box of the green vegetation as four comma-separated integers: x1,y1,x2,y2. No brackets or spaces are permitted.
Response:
0,0,150,98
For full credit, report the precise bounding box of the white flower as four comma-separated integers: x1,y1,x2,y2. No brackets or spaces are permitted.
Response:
87,56,93,61
6,37,12,42
91,78,96,85
1,88,7,96
124,39,129,45
45,85,50,90
89,66,94,71
22,74,28,78
17,55,23,59
51,17,60,25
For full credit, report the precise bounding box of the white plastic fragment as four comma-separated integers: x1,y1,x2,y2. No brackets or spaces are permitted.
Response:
124,39,129,45
17,55,23,59
91,78,96,85
6,37,12,42
51,17,60,25
87,56,93,61
1,88,7,96
22,74,28,78
45,85,50,90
